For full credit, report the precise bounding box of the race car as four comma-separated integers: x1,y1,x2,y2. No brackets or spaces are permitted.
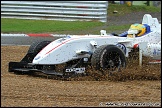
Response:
8,14,161,77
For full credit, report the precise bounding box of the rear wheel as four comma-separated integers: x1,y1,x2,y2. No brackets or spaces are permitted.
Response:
91,45,126,75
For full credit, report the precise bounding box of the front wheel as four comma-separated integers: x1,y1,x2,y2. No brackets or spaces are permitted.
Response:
21,40,52,63
91,45,126,74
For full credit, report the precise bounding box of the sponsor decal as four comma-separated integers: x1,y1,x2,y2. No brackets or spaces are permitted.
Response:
65,67,85,73
116,43,126,54
153,49,161,55
34,55,41,60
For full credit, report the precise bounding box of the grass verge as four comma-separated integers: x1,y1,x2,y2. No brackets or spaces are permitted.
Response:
1,18,104,34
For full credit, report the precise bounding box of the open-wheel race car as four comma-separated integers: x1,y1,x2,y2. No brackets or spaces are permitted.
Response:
9,14,161,77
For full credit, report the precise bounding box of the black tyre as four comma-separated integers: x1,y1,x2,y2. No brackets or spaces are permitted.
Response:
91,45,126,74
21,40,52,63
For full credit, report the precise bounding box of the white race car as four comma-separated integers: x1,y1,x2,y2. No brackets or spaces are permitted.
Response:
9,14,161,77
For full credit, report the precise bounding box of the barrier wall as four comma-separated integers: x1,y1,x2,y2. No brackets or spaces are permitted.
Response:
1,1,108,22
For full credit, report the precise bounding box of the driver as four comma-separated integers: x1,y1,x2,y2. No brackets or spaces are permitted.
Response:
129,23,146,36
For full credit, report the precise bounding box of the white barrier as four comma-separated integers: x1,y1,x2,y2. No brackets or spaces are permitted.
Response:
1,1,108,22
1,33,66,37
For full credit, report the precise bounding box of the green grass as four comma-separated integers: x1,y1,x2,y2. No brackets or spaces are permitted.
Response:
1,18,104,34
1,4,160,34
108,4,161,16
106,24,130,32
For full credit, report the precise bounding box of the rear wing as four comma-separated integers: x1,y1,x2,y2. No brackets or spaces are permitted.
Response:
142,14,161,31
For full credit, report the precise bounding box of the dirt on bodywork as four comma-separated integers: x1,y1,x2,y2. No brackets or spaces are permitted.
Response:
1,46,161,107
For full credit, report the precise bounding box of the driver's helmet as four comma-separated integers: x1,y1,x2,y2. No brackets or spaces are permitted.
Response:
129,23,146,36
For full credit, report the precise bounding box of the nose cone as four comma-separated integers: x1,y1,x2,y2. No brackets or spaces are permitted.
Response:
32,54,42,64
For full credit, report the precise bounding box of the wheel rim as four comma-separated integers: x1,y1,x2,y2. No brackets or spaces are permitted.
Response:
102,51,122,72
